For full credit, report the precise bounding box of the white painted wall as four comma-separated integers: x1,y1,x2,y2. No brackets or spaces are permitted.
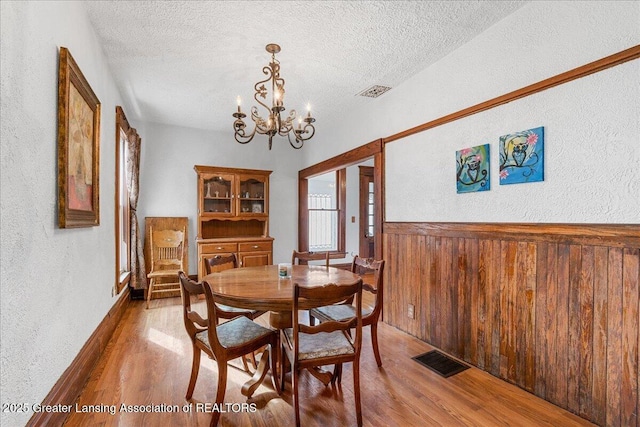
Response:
0,2,128,426
386,61,640,222
304,1,640,224
138,121,302,269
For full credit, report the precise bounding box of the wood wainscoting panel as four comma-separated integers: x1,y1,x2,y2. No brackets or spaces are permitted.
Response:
383,222,640,426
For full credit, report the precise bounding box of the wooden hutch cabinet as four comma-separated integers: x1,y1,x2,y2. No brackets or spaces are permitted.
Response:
194,165,273,279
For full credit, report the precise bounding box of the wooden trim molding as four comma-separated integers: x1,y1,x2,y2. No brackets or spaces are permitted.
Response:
299,139,383,179
383,45,640,144
298,139,385,258
27,288,130,427
337,168,347,254
115,106,134,295
384,222,640,248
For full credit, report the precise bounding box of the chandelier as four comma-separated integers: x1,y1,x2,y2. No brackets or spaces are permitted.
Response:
232,43,316,150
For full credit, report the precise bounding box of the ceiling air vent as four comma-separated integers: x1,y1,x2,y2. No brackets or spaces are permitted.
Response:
357,85,392,98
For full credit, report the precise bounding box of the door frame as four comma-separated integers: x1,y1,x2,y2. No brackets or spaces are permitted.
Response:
298,139,384,260
359,166,375,258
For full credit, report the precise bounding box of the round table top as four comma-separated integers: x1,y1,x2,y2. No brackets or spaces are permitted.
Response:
203,265,361,312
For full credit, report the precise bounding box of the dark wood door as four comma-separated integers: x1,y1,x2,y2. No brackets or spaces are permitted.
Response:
359,166,375,259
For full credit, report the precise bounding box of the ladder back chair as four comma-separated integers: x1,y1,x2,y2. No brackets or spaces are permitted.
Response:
309,256,386,368
204,254,267,372
178,272,279,427
291,250,329,267
280,280,364,427
146,227,185,309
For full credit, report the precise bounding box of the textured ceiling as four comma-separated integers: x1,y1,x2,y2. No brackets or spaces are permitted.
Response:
84,1,527,132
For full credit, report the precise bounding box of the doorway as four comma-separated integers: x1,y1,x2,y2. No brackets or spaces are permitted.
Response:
298,139,384,261
359,166,375,259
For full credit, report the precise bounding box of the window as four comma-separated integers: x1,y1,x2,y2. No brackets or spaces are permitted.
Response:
309,193,337,251
304,169,346,254
115,107,131,294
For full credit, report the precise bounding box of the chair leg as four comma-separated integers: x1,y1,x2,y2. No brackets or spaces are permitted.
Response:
280,343,286,392
331,363,343,385
353,360,362,427
146,278,155,309
309,315,316,326
248,350,259,369
292,365,301,427
186,346,201,399
210,360,227,427
241,355,252,374
371,322,382,367
269,343,281,393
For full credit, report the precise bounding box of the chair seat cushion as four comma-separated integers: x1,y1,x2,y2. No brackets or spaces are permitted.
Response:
283,328,354,361
310,304,372,322
196,316,273,349
215,303,260,315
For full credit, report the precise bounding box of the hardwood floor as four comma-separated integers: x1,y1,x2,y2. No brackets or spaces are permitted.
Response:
64,297,594,426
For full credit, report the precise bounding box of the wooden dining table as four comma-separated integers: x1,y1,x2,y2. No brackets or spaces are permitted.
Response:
203,264,363,386
203,264,362,329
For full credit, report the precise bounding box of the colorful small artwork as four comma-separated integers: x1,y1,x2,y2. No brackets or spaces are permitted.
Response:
499,126,544,185
456,144,490,193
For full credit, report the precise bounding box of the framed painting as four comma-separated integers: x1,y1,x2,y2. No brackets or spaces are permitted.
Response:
456,144,490,193
499,126,544,185
57,47,101,228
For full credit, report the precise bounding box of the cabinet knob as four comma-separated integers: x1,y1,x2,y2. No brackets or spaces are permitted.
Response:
216,247,223,250
252,245,259,249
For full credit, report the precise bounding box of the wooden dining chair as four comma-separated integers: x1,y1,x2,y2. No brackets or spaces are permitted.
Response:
146,227,185,309
204,254,267,322
280,280,364,427
178,272,279,427
204,254,267,372
309,256,386,368
291,250,329,267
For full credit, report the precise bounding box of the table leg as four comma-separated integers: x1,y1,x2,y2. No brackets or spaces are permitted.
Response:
269,310,292,329
307,366,333,386
240,348,271,398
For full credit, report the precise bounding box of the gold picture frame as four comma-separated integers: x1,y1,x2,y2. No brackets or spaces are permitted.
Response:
57,47,101,228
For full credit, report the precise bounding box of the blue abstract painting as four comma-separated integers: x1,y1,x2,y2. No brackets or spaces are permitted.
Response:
499,126,544,185
456,144,490,193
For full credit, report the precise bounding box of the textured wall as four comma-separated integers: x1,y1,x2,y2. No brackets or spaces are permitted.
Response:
305,1,640,224
385,61,640,223
0,2,126,426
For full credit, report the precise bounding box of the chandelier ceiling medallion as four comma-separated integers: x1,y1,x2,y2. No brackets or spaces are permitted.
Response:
233,43,316,150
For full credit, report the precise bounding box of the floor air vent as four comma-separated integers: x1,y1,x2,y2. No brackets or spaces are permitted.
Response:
412,350,469,378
